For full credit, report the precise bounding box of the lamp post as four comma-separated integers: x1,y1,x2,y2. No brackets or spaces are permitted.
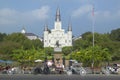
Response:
62,55,65,67
69,56,72,70
52,52,54,63
45,56,47,62
92,5,95,74
44,49,47,63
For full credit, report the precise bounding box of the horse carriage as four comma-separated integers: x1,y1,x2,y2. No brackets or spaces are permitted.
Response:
33,61,64,74
68,63,86,76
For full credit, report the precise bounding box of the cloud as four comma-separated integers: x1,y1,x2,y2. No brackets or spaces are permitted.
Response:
0,8,17,17
72,4,120,25
0,6,50,25
72,4,92,18
22,6,50,21
32,6,49,20
93,10,120,24
0,8,18,25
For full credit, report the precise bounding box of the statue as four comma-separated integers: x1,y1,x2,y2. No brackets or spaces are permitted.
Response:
54,40,62,52
56,41,59,47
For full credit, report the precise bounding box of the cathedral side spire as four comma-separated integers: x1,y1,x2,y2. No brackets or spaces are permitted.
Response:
68,21,72,31
55,8,61,22
68,24,72,31
44,24,48,31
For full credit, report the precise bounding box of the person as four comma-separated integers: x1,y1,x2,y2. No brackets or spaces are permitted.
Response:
0,65,3,71
33,64,42,74
5,66,10,70
43,62,50,74
56,63,64,74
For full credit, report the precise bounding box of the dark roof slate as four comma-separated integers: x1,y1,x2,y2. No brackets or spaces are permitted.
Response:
25,33,37,36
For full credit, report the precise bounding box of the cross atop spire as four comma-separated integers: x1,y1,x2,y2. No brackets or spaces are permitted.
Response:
55,8,61,22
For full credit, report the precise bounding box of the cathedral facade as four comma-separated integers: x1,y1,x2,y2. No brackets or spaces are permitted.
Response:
43,8,72,48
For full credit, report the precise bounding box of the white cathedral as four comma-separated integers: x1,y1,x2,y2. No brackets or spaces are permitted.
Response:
43,8,72,48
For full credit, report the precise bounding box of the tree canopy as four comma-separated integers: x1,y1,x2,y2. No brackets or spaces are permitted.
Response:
0,28,120,67
0,33,43,60
71,46,111,67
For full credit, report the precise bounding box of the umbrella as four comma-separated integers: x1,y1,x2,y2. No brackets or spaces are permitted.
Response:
0,60,13,64
35,59,43,62
0,60,5,63
6,60,13,64
69,60,78,63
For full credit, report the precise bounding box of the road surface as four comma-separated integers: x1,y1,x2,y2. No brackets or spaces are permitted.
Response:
0,74,120,80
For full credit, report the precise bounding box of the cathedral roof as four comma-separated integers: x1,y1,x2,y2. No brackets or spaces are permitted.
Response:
25,33,38,37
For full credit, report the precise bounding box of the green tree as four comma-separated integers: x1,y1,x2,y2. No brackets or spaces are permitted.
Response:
3,33,43,50
4,33,33,50
107,41,120,61
0,33,7,42
73,38,90,51
82,32,92,40
12,47,45,65
0,41,21,60
72,46,111,67
44,47,54,56
0,32,44,62
31,39,43,49
4,33,27,43
62,46,73,55
82,32,93,46
110,28,120,41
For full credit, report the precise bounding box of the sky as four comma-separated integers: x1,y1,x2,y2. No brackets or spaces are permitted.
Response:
0,0,120,37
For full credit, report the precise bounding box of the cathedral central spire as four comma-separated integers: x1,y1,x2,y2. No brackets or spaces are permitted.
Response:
55,8,61,22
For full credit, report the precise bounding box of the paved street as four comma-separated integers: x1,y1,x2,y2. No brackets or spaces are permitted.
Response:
0,74,120,80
